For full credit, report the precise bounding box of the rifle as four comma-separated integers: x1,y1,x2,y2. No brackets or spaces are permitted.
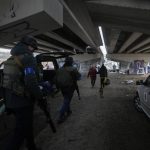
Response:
38,96,56,133
75,82,81,100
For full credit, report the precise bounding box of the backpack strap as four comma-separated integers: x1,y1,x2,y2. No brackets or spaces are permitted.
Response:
13,55,24,68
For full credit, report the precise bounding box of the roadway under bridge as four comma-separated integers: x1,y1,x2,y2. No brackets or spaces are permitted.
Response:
0,73,150,150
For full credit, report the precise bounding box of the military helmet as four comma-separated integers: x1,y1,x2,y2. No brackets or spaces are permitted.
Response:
20,35,38,50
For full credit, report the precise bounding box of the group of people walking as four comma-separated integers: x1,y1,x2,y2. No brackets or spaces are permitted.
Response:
0,35,81,150
0,35,108,150
87,64,108,93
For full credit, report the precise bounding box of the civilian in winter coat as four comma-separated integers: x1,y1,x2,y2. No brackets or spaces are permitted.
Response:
56,57,81,124
87,65,97,87
98,64,108,89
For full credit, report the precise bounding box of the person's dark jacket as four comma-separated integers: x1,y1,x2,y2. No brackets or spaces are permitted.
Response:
5,42,42,108
56,62,81,93
98,64,108,77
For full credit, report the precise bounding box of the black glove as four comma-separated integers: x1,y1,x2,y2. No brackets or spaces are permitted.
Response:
37,96,47,108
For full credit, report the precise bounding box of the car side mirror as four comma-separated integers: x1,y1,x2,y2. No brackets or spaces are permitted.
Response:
136,80,144,85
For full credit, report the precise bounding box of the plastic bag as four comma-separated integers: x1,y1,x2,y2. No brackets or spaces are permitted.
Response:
105,78,110,85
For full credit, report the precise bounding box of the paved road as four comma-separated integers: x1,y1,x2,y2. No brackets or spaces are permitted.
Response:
1,73,150,150
34,73,150,150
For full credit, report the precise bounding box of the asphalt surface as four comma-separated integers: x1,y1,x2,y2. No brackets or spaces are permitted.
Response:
1,73,150,150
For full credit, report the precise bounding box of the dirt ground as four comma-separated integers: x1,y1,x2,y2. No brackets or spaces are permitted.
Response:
1,73,150,150
33,73,150,150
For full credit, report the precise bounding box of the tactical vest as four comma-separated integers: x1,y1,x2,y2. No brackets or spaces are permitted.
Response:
2,56,25,96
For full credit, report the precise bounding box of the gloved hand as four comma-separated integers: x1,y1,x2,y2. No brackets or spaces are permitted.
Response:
39,85,44,90
39,81,54,96
37,96,47,108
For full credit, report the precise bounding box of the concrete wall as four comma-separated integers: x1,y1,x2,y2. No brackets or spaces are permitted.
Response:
107,54,150,63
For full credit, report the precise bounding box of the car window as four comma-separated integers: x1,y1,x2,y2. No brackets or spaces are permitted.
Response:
42,61,55,70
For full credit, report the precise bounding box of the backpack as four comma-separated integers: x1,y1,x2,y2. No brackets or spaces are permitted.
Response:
55,67,74,89
2,56,25,96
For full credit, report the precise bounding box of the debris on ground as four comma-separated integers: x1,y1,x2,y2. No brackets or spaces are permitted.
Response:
121,80,134,84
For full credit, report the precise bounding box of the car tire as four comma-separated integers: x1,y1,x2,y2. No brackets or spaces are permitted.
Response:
134,94,143,112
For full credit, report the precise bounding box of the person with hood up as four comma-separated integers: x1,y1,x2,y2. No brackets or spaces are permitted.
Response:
3,35,42,150
56,57,81,124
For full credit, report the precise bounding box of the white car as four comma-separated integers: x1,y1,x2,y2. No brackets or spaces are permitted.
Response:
134,75,150,117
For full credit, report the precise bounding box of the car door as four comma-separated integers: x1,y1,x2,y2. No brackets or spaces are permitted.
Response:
140,76,150,108
144,87,150,108
144,76,150,108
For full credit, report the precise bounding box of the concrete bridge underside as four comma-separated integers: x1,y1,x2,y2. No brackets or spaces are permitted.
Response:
0,0,150,65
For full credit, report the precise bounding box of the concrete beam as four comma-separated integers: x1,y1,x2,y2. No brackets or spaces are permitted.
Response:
0,0,63,45
118,32,143,53
38,46,58,52
4,37,75,52
61,0,102,48
90,0,150,35
127,38,150,53
73,53,101,62
45,32,83,51
2,46,12,49
107,53,150,63
35,38,71,52
3,42,60,53
144,50,150,53
135,45,150,53
86,0,150,10
107,29,120,53
4,44,15,48
96,20,150,36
